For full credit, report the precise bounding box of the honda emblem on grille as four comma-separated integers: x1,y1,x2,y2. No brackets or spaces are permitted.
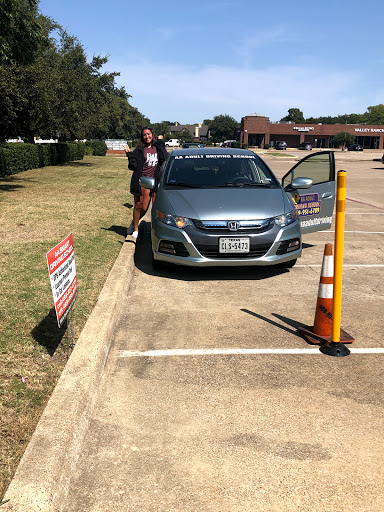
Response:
228,221,240,231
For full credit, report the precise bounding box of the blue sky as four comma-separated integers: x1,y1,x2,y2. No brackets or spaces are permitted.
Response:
38,0,384,124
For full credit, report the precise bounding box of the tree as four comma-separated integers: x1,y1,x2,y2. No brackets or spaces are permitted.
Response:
205,115,239,143
280,108,305,123
305,113,367,125
151,121,172,140
333,131,355,148
0,0,48,65
0,21,150,142
365,104,384,125
177,128,194,143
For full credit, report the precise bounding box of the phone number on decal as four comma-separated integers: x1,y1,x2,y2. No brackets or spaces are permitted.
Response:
297,207,320,216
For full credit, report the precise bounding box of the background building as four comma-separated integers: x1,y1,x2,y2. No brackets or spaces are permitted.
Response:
240,113,384,149
169,122,209,142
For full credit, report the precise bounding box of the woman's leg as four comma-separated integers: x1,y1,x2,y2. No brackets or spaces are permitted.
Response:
140,186,151,217
132,194,142,232
132,187,151,232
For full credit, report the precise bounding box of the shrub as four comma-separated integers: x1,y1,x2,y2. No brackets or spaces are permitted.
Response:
0,142,86,177
0,143,38,176
242,143,248,149
37,144,51,167
85,140,107,156
264,143,270,149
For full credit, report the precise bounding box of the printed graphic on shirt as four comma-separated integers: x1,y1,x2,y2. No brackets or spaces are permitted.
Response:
142,147,158,177
146,151,158,168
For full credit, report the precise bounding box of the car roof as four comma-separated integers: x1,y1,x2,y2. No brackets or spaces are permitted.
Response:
170,147,253,156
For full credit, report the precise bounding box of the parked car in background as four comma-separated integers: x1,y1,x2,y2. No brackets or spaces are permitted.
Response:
182,142,205,148
139,148,336,269
6,136,24,143
165,139,181,147
275,141,287,150
348,144,363,151
222,140,237,148
298,142,312,150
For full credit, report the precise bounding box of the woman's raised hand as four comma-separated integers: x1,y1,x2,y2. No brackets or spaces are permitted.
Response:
123,144,130,153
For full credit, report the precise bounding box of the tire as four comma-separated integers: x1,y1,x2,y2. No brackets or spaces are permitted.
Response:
278,258,297,268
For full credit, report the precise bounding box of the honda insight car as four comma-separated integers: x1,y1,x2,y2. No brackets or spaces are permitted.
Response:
139,148,335,269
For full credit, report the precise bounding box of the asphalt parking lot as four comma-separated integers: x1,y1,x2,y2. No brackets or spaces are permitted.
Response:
59,150,384,511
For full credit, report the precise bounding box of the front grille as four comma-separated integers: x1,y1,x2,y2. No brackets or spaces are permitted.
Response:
196,243,272,259
193,219,271,232
158,240,190,257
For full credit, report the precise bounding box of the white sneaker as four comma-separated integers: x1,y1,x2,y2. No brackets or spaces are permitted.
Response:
132,231,138,239
127,223,134,235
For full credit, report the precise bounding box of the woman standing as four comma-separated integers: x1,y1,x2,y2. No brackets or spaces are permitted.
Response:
124,127,167,238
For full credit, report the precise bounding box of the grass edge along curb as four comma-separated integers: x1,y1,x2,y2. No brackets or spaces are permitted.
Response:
2,236,137,511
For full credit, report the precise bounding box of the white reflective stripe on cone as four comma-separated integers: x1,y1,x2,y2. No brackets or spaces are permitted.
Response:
318,282,333,299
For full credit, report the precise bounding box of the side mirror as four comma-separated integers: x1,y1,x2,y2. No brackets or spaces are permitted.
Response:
291,177,313,190
139,176,155,190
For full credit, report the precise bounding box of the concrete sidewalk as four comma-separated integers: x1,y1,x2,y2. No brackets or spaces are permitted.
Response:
3,233,138,511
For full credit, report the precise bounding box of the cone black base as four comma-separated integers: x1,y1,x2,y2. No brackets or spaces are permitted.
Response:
297,325,355,345
319,341,351,357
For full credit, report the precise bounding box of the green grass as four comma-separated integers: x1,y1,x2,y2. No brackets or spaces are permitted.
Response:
0,155,133,495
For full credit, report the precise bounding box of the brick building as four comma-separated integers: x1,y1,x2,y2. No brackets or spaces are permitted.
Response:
240,113,384,149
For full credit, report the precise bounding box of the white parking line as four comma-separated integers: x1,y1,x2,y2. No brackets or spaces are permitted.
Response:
116,347,384,358
295,264,384,267
325,231,384,234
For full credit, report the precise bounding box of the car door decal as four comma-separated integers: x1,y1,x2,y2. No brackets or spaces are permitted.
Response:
293,192,321,216
282,151,336,234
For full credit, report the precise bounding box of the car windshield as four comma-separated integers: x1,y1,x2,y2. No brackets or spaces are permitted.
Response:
164,154,278,188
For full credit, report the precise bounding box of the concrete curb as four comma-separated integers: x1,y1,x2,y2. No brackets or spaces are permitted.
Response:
3,235,138,511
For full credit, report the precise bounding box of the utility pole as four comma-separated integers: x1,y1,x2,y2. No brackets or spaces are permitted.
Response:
343,115,349,151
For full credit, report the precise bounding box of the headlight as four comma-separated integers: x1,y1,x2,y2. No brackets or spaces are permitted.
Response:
274,209,298,227
156,210,192,229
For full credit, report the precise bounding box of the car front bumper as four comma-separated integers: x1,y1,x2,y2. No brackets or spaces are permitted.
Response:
151,218,302,267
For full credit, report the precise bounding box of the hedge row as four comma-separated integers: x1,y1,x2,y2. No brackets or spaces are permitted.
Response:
85,140,108,156
0,142,87,177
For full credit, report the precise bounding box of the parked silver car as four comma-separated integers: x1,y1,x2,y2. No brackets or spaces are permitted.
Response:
140,148,335,268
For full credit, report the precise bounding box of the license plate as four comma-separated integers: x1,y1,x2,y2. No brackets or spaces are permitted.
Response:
219,237,250,253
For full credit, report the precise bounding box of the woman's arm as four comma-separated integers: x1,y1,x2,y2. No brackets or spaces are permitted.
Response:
156,136,168,165
124,146,139,171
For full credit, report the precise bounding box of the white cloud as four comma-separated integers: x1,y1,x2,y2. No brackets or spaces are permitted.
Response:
107,59,372,123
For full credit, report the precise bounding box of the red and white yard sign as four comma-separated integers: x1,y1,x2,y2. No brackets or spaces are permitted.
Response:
46,233,77,327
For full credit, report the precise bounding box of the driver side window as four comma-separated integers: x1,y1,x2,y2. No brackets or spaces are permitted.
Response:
291,154,331,185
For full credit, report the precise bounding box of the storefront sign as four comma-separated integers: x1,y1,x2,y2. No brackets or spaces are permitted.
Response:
355,128,384,133
46,233,77,327
293,127,314,132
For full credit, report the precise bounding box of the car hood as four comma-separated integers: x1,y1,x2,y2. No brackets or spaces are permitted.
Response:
158,187,291,220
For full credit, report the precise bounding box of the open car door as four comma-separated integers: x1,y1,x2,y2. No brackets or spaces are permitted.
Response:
282,151,336,234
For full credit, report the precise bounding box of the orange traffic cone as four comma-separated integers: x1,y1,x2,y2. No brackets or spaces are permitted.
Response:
313,243,333,336
298,243,354,345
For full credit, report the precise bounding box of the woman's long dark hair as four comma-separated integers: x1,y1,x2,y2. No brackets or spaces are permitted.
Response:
137,126,157,147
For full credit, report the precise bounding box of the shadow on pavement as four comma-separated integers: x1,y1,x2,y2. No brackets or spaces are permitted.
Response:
241,309,305,340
